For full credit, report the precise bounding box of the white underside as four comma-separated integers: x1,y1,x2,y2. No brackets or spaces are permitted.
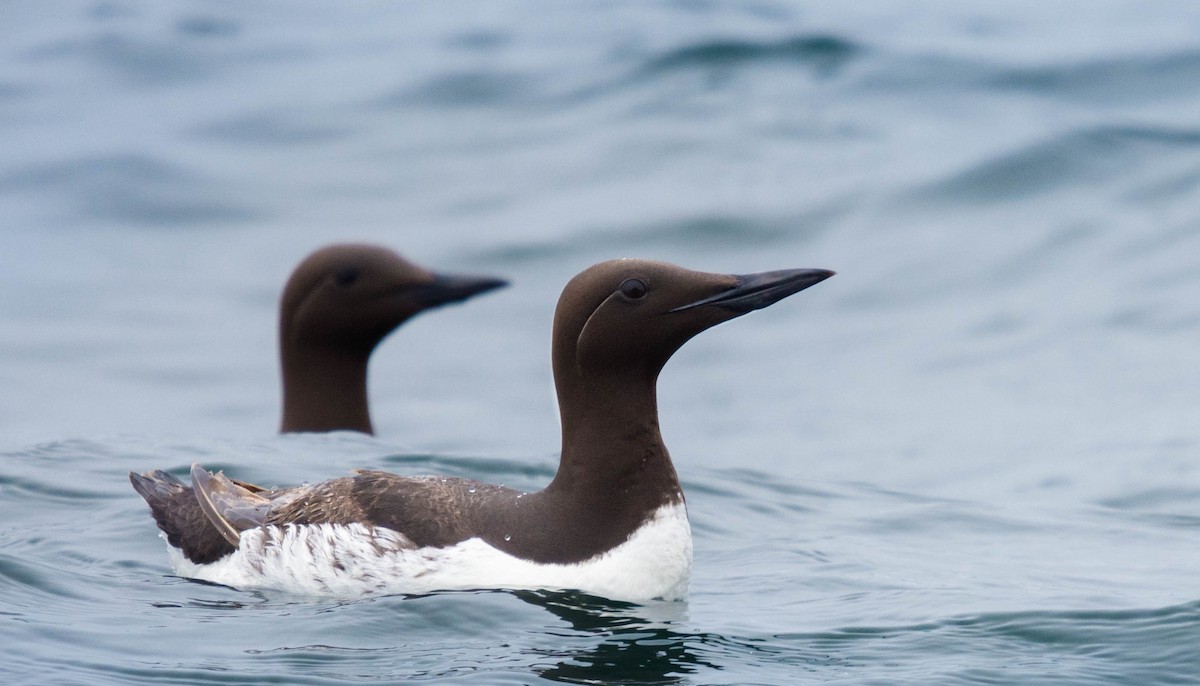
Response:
166,503,692,602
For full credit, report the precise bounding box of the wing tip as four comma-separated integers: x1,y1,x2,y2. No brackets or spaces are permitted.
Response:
190,464,243,547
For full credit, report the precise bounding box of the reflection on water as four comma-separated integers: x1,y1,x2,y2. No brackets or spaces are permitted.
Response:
517,591,714,684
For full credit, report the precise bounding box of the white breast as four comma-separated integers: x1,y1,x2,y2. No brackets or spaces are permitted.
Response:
166,503,692,602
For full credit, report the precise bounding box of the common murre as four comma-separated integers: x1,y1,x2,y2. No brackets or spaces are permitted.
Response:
131,259,833,601
277,243,506,434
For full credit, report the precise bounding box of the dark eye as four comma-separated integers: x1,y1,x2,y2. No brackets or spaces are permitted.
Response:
619,278,647,300
334,267,360,287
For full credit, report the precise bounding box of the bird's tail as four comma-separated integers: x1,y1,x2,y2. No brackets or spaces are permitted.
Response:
129,469,238,565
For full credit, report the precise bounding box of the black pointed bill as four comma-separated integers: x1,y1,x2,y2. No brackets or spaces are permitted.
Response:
669,268,835,314
412,272,509,308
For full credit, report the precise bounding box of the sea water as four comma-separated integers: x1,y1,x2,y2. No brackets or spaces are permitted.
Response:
2,2,1200,683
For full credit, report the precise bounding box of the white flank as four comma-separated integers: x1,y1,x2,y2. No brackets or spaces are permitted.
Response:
166,503,692,602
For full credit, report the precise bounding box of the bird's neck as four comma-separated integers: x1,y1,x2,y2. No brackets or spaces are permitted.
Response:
547,371,681,506
279,343,373,434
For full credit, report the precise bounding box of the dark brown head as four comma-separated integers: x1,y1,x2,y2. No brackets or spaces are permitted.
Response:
546,258,833,497
279,243,507,433
280,244,507,354
551,259,835,390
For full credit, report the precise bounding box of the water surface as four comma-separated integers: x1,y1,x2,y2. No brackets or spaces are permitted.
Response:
3,2,1200,683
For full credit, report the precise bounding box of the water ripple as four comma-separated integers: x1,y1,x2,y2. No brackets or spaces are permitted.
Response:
0,153,257,225
775,601,1200,683
988,49,1200,103
914,124,1200,204
640,34,861,79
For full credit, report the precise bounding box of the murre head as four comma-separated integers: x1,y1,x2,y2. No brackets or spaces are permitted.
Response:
552,259,834,383
545,257,833,505
279,243,507,434
280,244,507,353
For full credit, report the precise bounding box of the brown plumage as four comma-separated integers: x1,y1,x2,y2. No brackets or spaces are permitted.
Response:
277,243,507,434
132,259,833,572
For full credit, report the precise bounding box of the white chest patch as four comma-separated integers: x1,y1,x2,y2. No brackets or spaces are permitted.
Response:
166,503,692,602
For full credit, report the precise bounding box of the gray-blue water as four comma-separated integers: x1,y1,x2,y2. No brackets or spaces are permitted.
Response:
3,1,1200,683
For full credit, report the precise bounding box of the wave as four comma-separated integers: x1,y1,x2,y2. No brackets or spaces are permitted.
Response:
911,124,1200,204
0,153,259,226
639,33,861,78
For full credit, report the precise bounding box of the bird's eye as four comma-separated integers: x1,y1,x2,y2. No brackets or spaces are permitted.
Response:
334,267,360,287
619,278,648,300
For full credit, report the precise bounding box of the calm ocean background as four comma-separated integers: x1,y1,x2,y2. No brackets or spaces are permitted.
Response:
3,1,1200,683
